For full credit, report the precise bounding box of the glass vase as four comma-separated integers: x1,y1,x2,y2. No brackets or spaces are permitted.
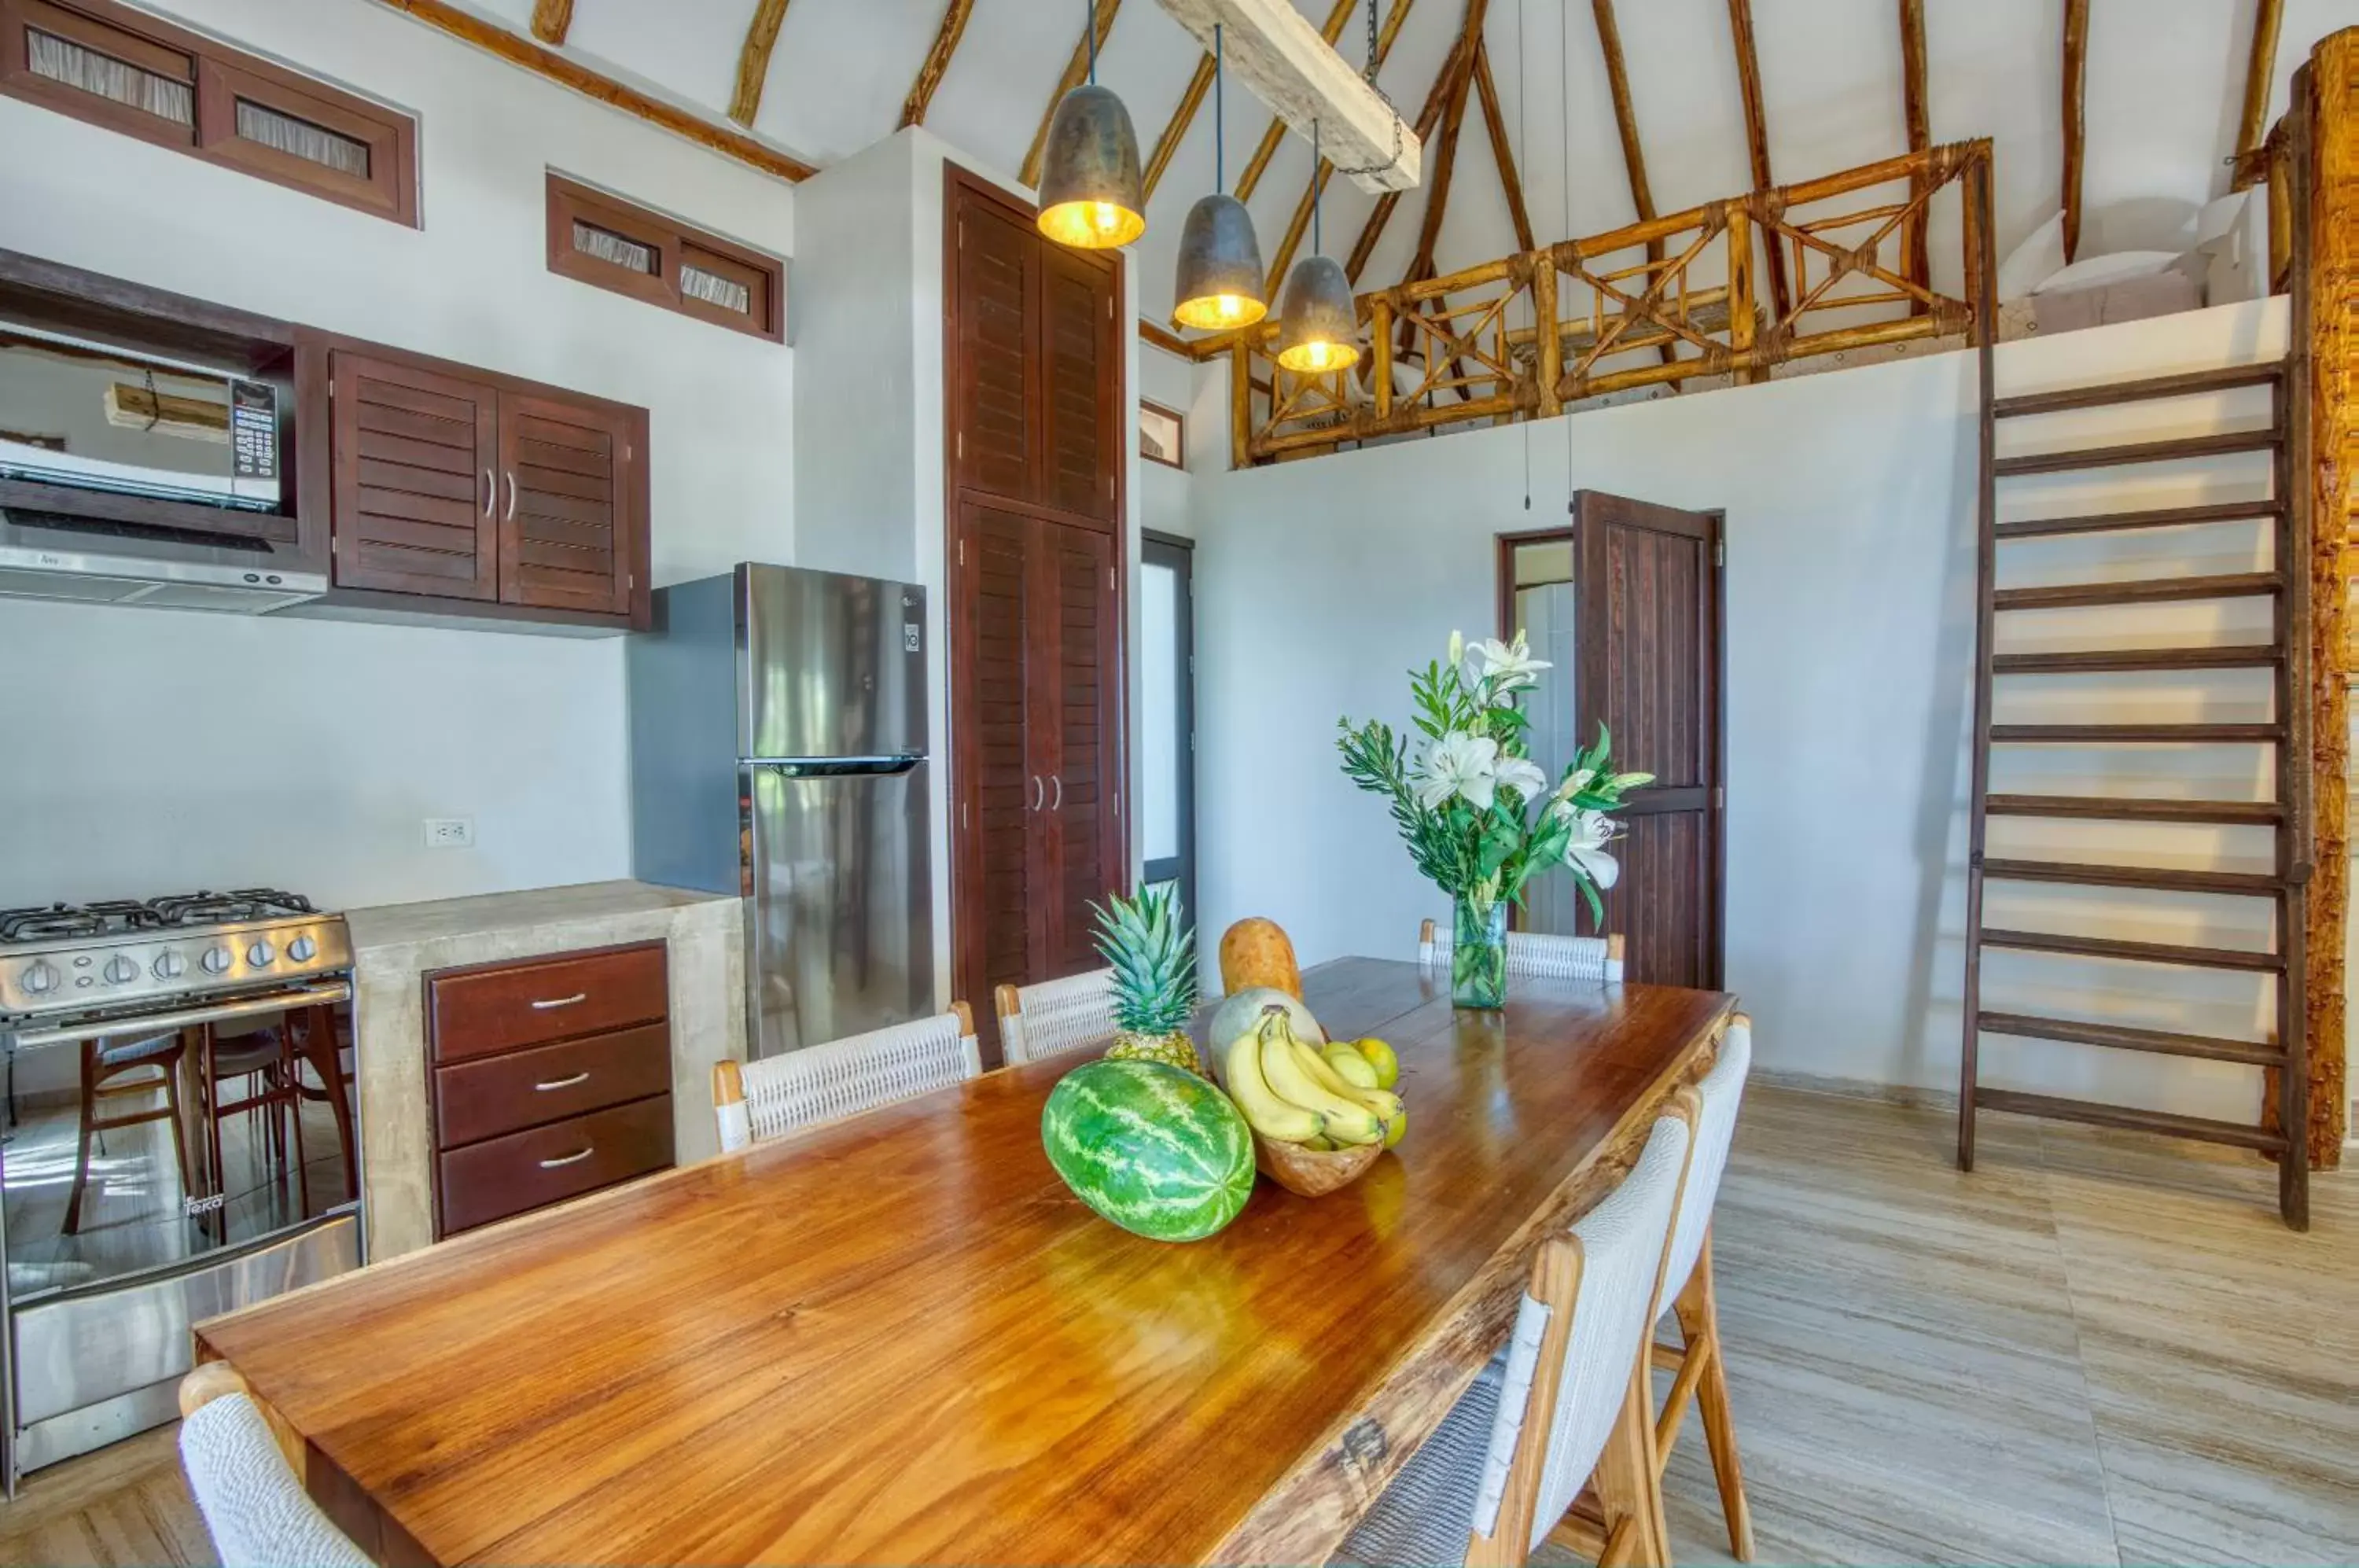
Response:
1452,893,1510,1010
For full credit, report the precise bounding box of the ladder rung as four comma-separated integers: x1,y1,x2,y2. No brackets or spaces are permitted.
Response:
1972,1088,2287,1153
1984,794,2284,824
1991,572,2281,611
1991,646,2280,674
1994,429,2282,477
1993,499,2286,539
1992,364,2283,418
1979,928,2284,972
1988,723,2284,743
1975,1011,2284,1068
1979,858,2283,896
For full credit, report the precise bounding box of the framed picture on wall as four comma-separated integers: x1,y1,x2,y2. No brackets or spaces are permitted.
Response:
1140,400,1185,469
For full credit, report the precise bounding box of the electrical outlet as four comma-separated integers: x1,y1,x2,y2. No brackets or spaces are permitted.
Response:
423,817,475,849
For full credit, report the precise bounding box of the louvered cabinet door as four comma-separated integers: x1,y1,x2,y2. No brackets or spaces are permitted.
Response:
329,352,498,599
954,502,1047,1021
1036,244,1118,523
495,392,635,616
952,201,1039,504
1036,518,1123,977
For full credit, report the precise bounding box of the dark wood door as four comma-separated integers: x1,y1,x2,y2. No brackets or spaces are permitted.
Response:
1573,490,1723,988
329,351,498,599
496,390,634,616
1036,517,1123,975
951,200,1040,504
1037,243,1118,523
954,502,1047,1023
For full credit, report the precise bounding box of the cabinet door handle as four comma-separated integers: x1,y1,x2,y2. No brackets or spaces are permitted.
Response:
504,471,518,521
480,469,495,518
538,1147,593,1169
1050,775,1063,811
1029,776,1043,812
534,1072,591,1091
530,992,588,1010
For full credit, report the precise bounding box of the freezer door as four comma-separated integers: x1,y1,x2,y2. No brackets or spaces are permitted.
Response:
744,760,935,1058
738,565,928,760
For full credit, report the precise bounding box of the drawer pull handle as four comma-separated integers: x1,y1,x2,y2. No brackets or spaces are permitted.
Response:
535,1072,591,1091
530,993,589,1010
539,1147,594,1169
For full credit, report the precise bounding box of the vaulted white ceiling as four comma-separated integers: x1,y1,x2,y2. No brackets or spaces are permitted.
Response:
454,0,2353,325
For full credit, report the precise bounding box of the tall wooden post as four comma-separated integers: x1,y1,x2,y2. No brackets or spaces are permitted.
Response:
1531,258,1562,419
1725,203,1757,387
2300,28,2357,1165
1230,336,1254,470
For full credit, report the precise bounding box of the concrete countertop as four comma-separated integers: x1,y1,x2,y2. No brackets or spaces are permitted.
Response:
345,878,734,949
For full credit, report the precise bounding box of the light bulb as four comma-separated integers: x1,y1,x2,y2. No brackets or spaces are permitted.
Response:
1092,202,1121,233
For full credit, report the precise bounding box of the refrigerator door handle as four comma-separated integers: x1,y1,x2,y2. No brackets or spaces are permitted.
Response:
752,755,926,778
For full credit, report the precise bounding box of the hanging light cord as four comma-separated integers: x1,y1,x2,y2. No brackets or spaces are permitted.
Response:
1214,24,1224,193
1312,118,1322,255
1084,0,1097,83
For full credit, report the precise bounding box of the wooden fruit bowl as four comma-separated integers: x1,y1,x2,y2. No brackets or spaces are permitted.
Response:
1253,1131,1382,1197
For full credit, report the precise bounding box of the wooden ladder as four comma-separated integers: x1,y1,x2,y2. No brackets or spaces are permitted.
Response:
1958,360,2314,1231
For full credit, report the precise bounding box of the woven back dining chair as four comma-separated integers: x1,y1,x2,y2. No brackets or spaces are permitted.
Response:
994,967,1120,1066
178,1364,370,1568
1334,1102,1698,1568
1419,921,1627,984
712,1003,981,1152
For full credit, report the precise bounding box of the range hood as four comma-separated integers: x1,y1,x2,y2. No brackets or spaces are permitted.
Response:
0,510,323,614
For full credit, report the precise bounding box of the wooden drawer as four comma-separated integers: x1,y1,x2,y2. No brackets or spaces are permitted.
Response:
436,1093,673,1237
427,942,667,1064
433,1022,672,1149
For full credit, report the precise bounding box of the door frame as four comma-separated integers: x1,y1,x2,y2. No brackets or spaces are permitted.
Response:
1141,530,1197,923
1495,505,1728,986
941,161,1130,1040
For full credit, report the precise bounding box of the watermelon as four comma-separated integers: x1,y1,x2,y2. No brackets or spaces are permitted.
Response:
1041,1059,1254,1242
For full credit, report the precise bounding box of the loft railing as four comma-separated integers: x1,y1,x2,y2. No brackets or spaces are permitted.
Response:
1226,139,1995,466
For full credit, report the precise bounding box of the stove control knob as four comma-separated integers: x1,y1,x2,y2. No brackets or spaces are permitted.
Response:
247,940,276,968
287,935,318,963
19,960,59,996
201,946,234,975
153,950,187,980
101,955,138,985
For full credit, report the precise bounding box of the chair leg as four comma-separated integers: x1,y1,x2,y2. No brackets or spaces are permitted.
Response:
1592,1359,1668,1568
63,1042,98,1235
1672,1233,1754,1562
160,1051,193,1199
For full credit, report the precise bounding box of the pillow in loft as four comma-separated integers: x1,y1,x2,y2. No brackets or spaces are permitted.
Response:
2032,250,2185,293
1997,212,2066,300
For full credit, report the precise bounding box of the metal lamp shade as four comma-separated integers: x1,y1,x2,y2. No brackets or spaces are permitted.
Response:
1037,83,1146,249
1275,253,1360,373
1172,193,1267,329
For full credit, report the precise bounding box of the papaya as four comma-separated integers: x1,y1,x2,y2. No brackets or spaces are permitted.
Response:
1220,917,1302,999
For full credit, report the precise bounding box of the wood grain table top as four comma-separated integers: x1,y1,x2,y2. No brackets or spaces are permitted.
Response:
196,959,1734,1566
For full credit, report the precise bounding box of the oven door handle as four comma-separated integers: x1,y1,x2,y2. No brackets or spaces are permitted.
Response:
3,981,352,1051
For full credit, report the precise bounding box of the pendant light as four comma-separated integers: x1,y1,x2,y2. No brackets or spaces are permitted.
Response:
1037,0,1146,249
1172,24,1266,330
1275,119,1360,373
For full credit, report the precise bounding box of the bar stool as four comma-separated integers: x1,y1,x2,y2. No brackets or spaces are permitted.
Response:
285,1003,358,1205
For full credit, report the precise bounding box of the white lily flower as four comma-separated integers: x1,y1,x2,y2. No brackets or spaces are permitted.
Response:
1415,731,1500,811
1556,806,1622,890
1494,754,1548,803
1447,630,1465,670
1463,635,1551,691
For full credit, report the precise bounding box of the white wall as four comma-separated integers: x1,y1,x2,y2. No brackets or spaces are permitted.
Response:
0,0,798,910
1194,298,2293,1123
1139,343,1195,541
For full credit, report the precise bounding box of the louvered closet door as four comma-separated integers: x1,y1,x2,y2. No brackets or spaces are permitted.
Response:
1037,245,1118,523
955,502,1048,1014
953,202,1040,503
496,392,633,615
1036,518,1123,976
329,352,498,598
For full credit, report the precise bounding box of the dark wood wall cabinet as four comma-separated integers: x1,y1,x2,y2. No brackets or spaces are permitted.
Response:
943,167,1126,1047
425,941,675,1239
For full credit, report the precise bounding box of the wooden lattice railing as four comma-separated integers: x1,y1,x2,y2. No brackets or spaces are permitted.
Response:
1227,139,1994,466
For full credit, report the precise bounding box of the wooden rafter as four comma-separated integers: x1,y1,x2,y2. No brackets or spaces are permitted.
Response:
2231,0,2285,191
900,0,975,129
1898,0,1930,307
1143,53,1216,200
1724,0,1791,318
1404,0,1481,289
1472,42,1533,254
1345,2,1473,283
1232,0,1358,202
1590,0,1661,266
371,0,815,180
1021,0,1126,190
1259,0,1422,293
528,0,572,45
2062,0,2089,259
730,0,791,127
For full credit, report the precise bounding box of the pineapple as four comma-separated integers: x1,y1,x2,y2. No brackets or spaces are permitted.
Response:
1093,884,1205,1075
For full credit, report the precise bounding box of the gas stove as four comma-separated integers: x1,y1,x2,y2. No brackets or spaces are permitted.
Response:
0,889,352,1021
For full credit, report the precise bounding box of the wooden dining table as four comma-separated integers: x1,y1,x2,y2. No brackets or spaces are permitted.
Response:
194,957,1735,1566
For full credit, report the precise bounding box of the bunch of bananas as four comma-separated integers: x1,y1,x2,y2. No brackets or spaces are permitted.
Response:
1222,1004,1407,1151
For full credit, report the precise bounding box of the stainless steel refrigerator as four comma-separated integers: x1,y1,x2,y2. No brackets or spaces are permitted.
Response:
628,564,933,1059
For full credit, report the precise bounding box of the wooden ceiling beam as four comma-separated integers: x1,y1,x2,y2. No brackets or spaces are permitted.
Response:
1157,0,1422,193
1590,0,1661,266
1021,0,1126,189
729,0,792,127
1259,0,1423,294
900,0,976,129
1232,0,1359,203
2231,0,2284,190
1471,40,1533,254
1724,0,1791,317
2061,0,2089,259
1345,0,1471,283
1143,53,1217,201
372,0,815,180
1898,0,1929,307
528,0,572,45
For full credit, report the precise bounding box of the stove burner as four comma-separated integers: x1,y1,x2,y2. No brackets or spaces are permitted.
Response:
0,889,318,944
0,906,105,944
